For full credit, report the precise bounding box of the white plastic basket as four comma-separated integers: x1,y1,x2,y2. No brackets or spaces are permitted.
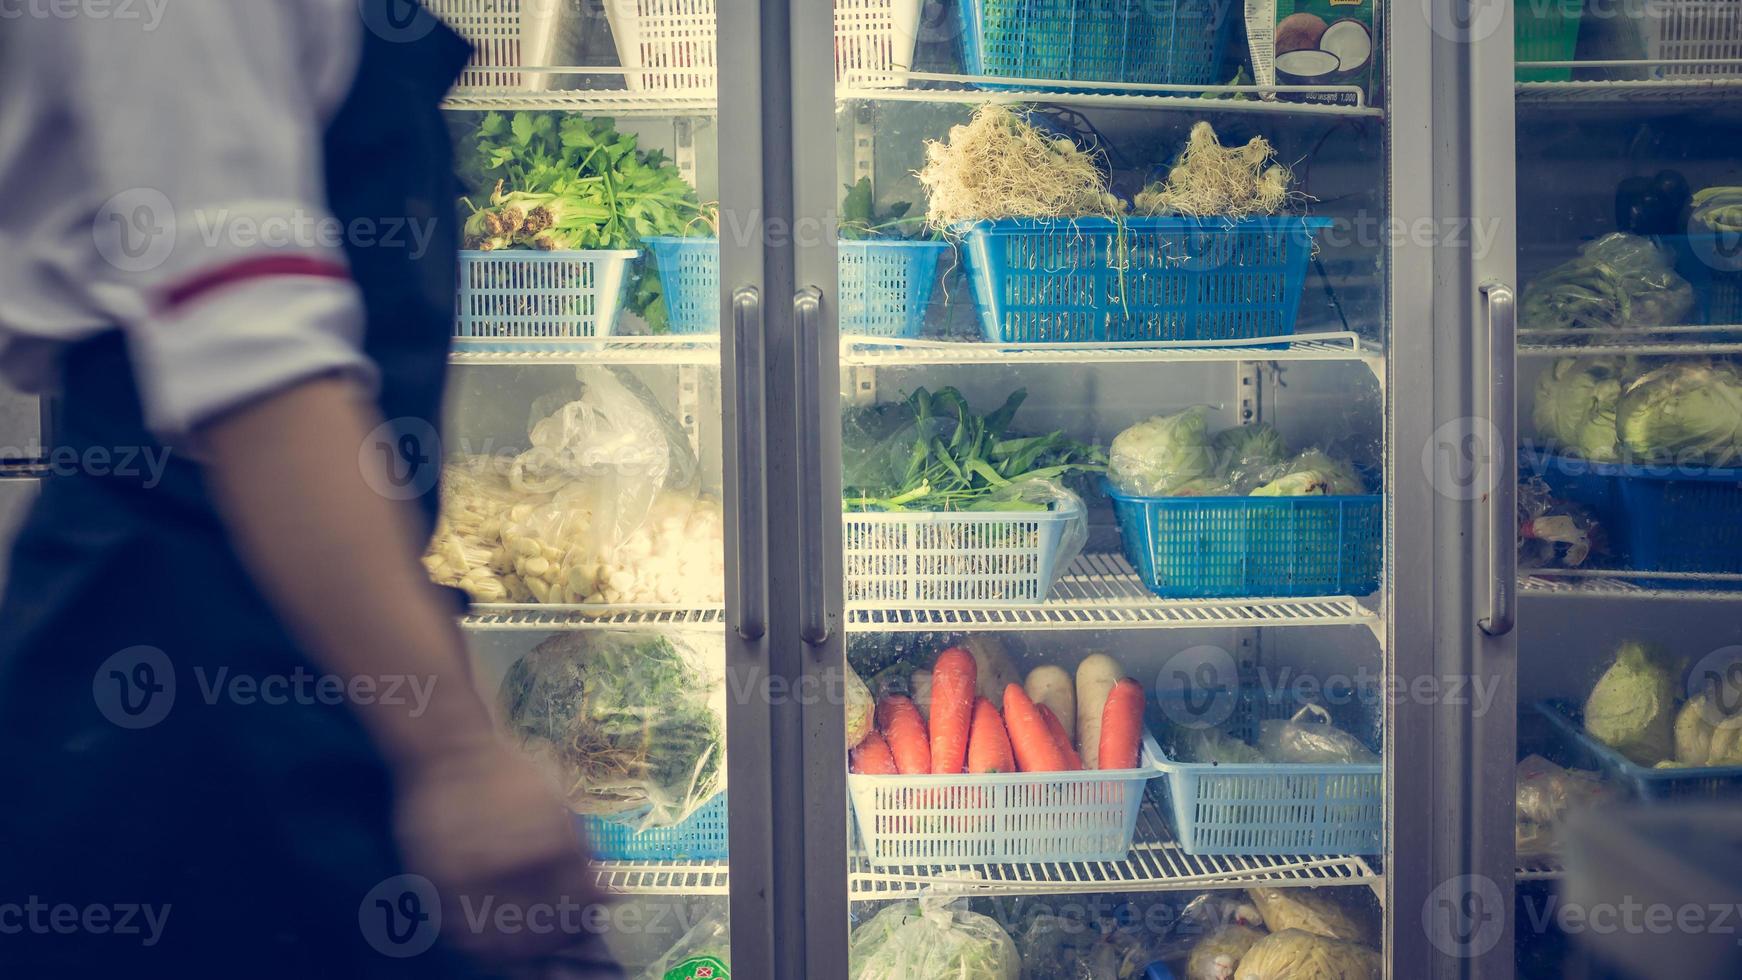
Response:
603,0,924,93
454,250,638,350
847,735,1162,867
1641,1,1742,77
427,0,588,91
843,498,1081,606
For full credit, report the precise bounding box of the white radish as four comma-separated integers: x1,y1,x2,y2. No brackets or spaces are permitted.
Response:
1024,665,1075,745
963,636,1021,709
910,670,934,724
1075,653,1125,770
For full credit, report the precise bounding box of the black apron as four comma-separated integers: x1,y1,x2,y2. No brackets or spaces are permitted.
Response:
0,5,616,977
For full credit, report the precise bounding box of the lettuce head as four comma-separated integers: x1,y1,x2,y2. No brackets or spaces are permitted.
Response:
1616,361,1742,467
1583,640,1678,766
1108,408,1215,496
1532,357,1625,461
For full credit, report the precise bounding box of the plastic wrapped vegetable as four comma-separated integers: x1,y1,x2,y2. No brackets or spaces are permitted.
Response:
1615,361,1742,467
637,905,731,980
848,898,1021,980
1520,233,1696,335
1583,640,1679,767
1211,422,1290,491
1515,755,1613,857
498,630,725,829
1174,727,1267,765
423,454,550,602
1256,705,1378,765
1531,357,1627,461
1517,478,1607,570
1186,924,1266,980
1245,888,1375,946
1248,451,1365,497
1233,929,1381,980
1108,408,1217,496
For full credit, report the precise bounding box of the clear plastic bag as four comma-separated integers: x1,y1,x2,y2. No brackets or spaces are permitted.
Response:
1257,705,1378,765
848,897,1021,980
424,454,552,603
1515,754,1613,857
1521,233,1696,335
977,477,1089,574
1107,407,1217,497
1247,450,1366,497
1185,924,1266,980
1245,887,1376,947
637,905,730,980
498,630,726,829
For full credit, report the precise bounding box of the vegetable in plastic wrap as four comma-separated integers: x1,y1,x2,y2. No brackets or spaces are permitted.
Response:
848,898,1021,980
1185,923,1266,980
637,905,730,980
498,630,725,829
1520,233,1696,336
1531,357,1627,461
1256,705,1378,765
423,454,550,602
1616,361,1742,467
1245,887,1376,946
1009,896,1173,979
1210,422,1290,491
1233,929,1381,980
1248,450,1366,497
1108,408,1216,496
1582,640,1679,767
1517,477,1606,570
1173,726,1267,765
1515,754,1613,857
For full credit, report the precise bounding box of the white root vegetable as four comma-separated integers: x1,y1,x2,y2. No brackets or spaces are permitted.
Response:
1075,653,1125,770
1024,665,1075,746
910,670,934,724
963,636,1021,710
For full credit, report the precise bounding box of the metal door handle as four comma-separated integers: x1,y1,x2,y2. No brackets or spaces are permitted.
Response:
794,287,831,647
731,287,767,641
1479,281,1517,638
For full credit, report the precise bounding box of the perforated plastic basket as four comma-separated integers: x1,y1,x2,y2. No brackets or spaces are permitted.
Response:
1151,687,1382,856
1524,451,1742,578
1640,0,1742,77
583,793,729,861
957,0,1235,86
1106,481,1383,599
455,250,638,350
847,736,1161,866
1516,0,1585,82
1535,701,1742,803
1676,229,1742,324
645,237,950,337
426,0,588,91
604,0,925,92
957,217,1330,345
844,497,1081,605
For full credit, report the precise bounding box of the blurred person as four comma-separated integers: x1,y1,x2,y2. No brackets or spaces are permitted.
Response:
0,2,620,977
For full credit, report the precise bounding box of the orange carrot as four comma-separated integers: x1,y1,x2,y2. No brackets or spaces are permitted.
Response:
876,695,931,775
850,731,899,775
965,697,1015,774
1097,678,1146,771
1002,683,1069,773
1036,703,1082,770
928,647,977,774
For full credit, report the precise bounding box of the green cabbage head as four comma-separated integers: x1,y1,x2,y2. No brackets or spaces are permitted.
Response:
1108,408,1215,496
1532,357,1625,461
1616,362,1742,467
1584,640,1678,766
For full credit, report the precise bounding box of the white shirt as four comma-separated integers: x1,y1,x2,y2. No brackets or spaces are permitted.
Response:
0,0,377,438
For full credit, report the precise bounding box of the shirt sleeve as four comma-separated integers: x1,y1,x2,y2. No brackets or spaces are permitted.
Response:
59,1,375,438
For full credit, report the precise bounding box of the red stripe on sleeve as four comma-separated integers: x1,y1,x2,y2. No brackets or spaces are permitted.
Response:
156,256,351,315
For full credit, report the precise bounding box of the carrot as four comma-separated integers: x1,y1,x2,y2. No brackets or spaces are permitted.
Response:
1036,703,1082,770
966,697,1015,774
875,695,931,775
1002,683,1070,773
928,647,977,774
850,731,899,775
1097,678,1146,771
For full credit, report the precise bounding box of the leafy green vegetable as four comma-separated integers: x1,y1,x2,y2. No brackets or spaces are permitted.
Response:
849,900,1020,980
1249,450,1366,497
1583,640,1679,767
1520,234,1695,336
838,178,925,240
842,387,1104,512
1532,357,1628,461
1616,361,1742,467
1107,408,1216,496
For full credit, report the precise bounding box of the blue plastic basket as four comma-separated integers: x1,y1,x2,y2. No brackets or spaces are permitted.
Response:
645,237,950,337
1151,686,1383,856
454,250,638,351
1105,481,1382,599
1535,701,1742,804
1523,450,1742,578
582,793,729,862
957,217,1330,345
1674,230,1742,325
957,0,1235,87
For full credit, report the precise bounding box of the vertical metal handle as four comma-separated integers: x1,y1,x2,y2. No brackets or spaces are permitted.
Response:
1480,281,1517,638
794,287,831,647
731,287,767,642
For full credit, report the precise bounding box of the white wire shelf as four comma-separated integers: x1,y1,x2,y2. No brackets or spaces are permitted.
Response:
461,603,725,631
1518,69,1742,106
443,68,717,115
592,860,730,897
449,337,721,367
848,553,1379,633
840,71,1383,119
848,801,1380,900
844,332,1382,369
1518,324,1742,358
1521,570,1742,603
1516,855,1565,883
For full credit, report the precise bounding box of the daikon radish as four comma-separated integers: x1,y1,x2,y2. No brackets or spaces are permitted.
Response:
964,636,1021,709
1024,665,1075,744
1075,653,1125,770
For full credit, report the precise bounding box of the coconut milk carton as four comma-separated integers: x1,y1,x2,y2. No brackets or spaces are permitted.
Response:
1246,0,1376,105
